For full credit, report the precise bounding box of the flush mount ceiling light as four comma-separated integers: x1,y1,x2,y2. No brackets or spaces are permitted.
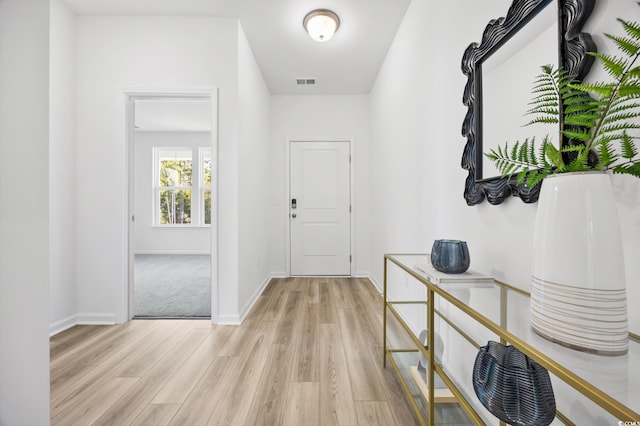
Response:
303,9,340,42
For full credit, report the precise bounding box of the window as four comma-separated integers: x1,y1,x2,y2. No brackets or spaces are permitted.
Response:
154,147,211,226
201,148,212,225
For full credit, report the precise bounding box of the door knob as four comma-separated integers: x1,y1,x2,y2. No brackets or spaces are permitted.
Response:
291,213,297,218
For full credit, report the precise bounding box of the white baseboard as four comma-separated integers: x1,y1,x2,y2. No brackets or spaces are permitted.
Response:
215,314,241,325
49,312,117,336
75,313,118,325
134,251,211,255
367,274,383,293
237,273,277,323
49,314,78,337
270,271,288,279
214,273,284,325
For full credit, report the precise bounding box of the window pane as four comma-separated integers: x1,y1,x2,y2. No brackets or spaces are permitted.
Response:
159,149,192,187
159,189,191,224
202,149,212,188
203,189,212,225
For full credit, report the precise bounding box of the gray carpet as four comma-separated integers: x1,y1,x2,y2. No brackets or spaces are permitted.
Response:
134,254,211,317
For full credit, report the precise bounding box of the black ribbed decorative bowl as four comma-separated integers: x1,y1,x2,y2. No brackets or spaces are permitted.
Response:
430,239,470,274
472,341,556,426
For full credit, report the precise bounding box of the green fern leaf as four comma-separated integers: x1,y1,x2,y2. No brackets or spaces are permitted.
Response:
588,52,627,79
544,143,562,168
539,142,552,170
613,161,640,178
592,133,628,146
597,140,618,168
573,82,616,97
600,123,640,135
519,140,528,163
511,141,519,160
562,129,592,142
605,34,640,56
565,149,591,171
620,18,640,41
608,102,640,115
621,132,638,159
523,118,559,126
627,66,640,79
559,145,587,152
564,115,599,127
528,138,538,166
617,83,640,97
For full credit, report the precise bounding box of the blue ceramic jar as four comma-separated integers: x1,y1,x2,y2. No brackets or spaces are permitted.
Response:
431,239,470,274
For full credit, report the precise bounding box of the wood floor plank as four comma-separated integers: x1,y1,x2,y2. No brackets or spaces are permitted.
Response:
318,323,358,426
113,320,195,378
292,302,319,382
205,329,275,426
152,325,235,404
378,361,422,426
51,320,170,414
51,377,139,425
168,356,234,426
305,277,320,304
273,290,303,345
319,280,338,324
331,278,352,308
130,403,181,426
355,400,396,426
349,280,383,345
242,297,286,335
92,327,213,426
50,325,109,362
243,343,293,426
260,277,291,297
282,382,320,426
50,319,158,397
338,308,387,401
216,325,259,357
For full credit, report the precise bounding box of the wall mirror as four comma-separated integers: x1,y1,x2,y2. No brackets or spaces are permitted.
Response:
461,0,596,205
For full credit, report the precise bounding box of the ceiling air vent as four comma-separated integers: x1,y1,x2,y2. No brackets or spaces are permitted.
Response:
296,78,316,86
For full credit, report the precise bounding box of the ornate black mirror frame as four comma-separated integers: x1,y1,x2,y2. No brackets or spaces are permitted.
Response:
461,0,596,205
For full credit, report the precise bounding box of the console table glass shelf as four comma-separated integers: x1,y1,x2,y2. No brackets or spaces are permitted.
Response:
383,254,640,426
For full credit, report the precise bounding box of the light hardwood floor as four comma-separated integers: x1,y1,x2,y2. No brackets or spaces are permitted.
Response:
50,277,422,426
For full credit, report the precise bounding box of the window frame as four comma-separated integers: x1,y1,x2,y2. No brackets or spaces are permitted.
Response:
152,146,211,227
199,147,213,226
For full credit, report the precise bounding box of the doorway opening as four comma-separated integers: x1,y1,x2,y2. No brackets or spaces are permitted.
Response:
125,91,218,321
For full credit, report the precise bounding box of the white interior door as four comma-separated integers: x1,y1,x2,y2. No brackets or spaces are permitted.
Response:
290,141,351,276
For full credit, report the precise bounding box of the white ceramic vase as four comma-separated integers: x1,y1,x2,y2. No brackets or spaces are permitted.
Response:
530,171,628,355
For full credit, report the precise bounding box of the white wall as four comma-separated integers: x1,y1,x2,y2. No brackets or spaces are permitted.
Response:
370,0,639,423
370,0,639,323
75,16,239,323
49,0,77,335
0,0,51,424
370,0,528,290
269,95,371,277
237,23,272,320
134,131,211,254
583,0,640,336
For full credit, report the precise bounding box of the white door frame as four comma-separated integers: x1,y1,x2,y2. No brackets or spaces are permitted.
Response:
285,138,355,277
123,89,219,323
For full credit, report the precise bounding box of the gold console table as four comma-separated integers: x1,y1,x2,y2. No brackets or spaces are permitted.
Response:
383,253,640,425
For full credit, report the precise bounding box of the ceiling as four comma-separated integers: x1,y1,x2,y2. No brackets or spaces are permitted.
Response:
61,0,412,95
